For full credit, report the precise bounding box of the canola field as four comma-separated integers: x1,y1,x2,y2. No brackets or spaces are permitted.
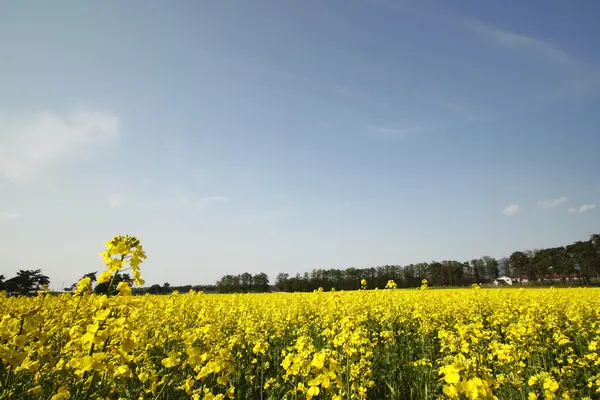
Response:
1,237,600,400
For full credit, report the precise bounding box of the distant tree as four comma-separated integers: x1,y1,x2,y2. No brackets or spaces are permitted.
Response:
498,257,511,277
482,256,500,280
428,262,443,286
403,264,418,287
4,269,50,295
275,273,289,292
240,272,253,292
440,260,465,286
566,240,596,284
470,259,485,284
252,272,270,292
508,251,530,282
148,284,162,294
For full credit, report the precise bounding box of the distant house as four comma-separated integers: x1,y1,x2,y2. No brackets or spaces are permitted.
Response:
493,276,529,286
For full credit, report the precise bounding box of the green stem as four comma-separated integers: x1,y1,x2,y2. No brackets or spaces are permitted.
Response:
107,255,126,297
83,335,111,400
70,295,83,325
153,375,172,400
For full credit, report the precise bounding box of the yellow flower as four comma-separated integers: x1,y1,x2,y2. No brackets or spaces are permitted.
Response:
528,376,538,386
543,377,559,393
97,270,113,284
138,372,149,383
116,281,132,296
161,351,180,368
50,386,71,400
440,365,460,384
443,384,459,398
306,385,320,399
75,277,92,294
28,386,43,396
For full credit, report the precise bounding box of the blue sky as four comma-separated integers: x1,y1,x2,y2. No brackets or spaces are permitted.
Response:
1,0,599,289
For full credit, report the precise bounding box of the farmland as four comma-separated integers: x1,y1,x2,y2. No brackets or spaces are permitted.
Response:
1,236,600,399
2,286,600,399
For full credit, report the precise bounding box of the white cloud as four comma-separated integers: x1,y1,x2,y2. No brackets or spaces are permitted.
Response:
465,19,577,68
501,204,520,216
537,196,568,208
0,111,120,182
569,204,596,214
0,211,19,220
108,193,125,208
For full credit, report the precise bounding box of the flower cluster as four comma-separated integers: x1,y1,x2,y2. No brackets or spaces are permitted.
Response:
384,280,398,289
87,234,147,296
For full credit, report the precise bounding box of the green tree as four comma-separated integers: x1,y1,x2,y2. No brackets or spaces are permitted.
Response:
275,273,289,292
508,251,529,282
240,272,253,292
252,272,270,292
470,259,485,284
482,256,499,280
566,240,596,284
4,269,50,295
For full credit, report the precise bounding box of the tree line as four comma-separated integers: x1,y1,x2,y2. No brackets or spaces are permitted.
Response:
216,272,270,293
220,233,600,293
2,234,598,296
1,271,218,296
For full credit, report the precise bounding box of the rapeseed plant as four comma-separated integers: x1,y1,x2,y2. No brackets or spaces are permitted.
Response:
1,236,600,399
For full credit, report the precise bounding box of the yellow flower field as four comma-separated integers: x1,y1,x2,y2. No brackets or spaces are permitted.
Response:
1,237,600,399
2,288,600,399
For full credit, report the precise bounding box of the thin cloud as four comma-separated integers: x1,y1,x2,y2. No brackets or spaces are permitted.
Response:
568,204,596,214
368,126,422,138
413,93,498,122
0,111,120,182
464,19,578,69
0,211,19,220
108,193,125,208
501,204,520,216
538,196,568,208
370,1,579,69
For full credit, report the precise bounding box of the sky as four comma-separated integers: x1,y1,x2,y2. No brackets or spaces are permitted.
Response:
1,0,599,289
